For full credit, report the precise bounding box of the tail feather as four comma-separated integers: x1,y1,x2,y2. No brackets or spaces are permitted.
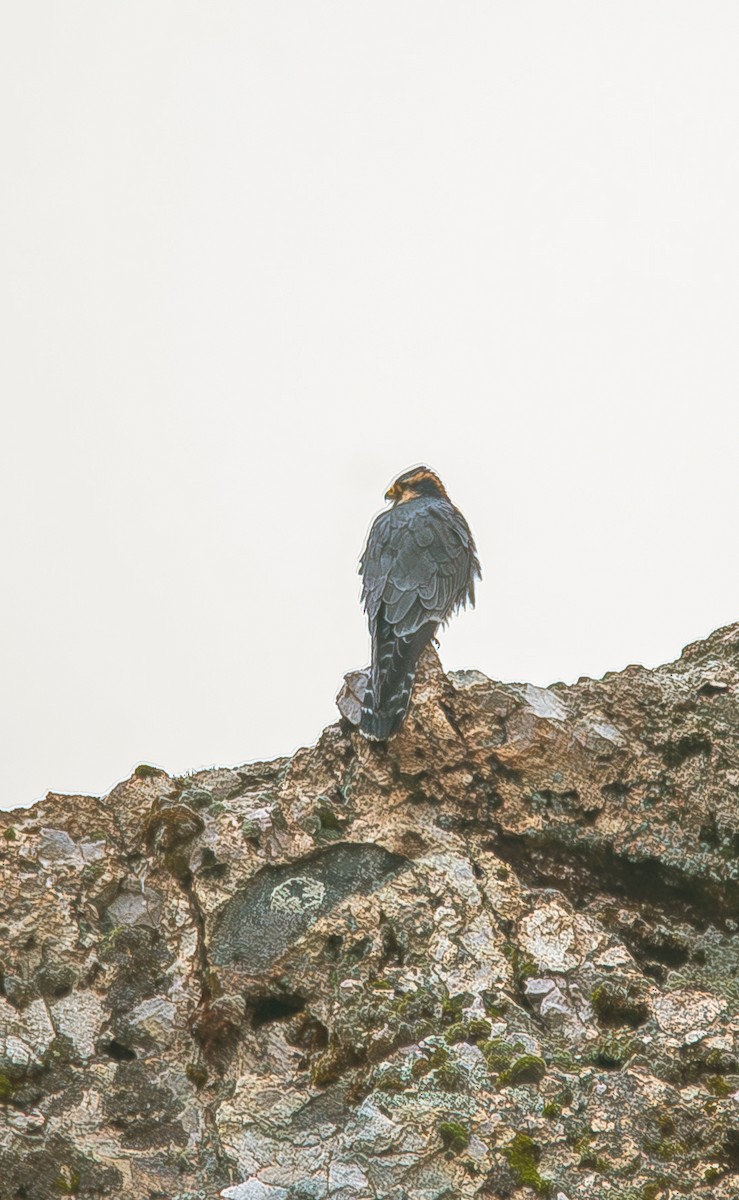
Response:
360,618,436,740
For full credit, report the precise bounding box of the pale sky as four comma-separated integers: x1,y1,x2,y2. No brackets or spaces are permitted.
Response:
2,3,738,810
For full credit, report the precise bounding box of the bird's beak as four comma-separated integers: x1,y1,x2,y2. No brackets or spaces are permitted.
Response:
385,483,398,502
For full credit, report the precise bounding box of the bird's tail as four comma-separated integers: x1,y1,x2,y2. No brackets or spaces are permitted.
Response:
360,618,436,740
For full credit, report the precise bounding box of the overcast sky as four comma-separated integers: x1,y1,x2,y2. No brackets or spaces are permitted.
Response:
2,3,738,810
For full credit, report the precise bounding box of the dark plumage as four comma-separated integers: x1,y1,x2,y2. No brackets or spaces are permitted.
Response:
359,466,481,740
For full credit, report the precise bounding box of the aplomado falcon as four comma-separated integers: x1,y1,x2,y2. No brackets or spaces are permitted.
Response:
359,466,481,740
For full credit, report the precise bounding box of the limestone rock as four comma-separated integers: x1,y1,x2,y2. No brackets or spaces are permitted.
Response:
2,625,739,1197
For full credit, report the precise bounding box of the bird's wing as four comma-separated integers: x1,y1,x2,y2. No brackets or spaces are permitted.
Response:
361,500,478,637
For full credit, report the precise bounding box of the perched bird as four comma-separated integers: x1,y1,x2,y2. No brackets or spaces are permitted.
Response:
359,466,481,740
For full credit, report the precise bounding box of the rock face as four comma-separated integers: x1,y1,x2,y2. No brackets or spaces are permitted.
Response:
2,624,739,1199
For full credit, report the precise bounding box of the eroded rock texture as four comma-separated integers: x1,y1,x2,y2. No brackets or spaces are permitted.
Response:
2,624,739,1199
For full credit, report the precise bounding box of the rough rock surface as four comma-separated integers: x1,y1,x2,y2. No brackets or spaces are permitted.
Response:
2,624,739,1199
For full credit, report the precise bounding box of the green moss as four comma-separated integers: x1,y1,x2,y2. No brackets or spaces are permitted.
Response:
444,1017,491,1045
412,1045,449,1079
186,1063,207,1087
578,1151,609,1171
310,1043,362,1088
550,1048,580,1073
438,1120,470,1153
567,1130,594,1154
481,989,508,1019
430,1046,449,1066
0,1071,16,1101
704,1166,723,1182
441,991,473,1023
3,827,16,841
591,1032,635,1069
677,1042,738,1087
374,1066,407,1092
705,1075,733,1096
504,944,539,990
479,1037,516,1072
42,1035,75,1072
316,805,346,835
465,1022,494,1041
542,1101,561,1118
503,1133,553,1197
133,763,165,779
591,983,649,1028
53,1170,80,1195
698,1047,737,1072
641,1184,663,1200
467,1017,492,1041
444,1022,468,1044
81,860,105,885
499,1054,547,1086
643,1136,689,1162
390,983,439,1022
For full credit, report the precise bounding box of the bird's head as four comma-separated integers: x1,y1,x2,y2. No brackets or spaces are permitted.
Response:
384,466,450,505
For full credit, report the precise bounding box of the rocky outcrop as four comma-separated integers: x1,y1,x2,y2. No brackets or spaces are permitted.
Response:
2,624,739,1199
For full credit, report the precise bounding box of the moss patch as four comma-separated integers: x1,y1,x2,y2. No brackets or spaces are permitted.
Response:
444,1017,491,1045
374,1066,407,1092
134,763,166,780
438,1120,470,1153
499,1054,547,1086
81,860,106,886
441,992,474,1023
591,1032,635,1069
578,1150,609,1171
503,1133,553,1197
504,944,539,991
411,1045,449,1078
53,1169,80,1195
591,982,649,1028
481,989,508,1019
185,1063,207,1088
705,1075,733,1097
479,1037,517,1072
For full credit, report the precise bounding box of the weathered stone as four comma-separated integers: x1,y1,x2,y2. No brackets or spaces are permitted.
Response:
210,843,408,972
336,668,370,726
1,626,739,1197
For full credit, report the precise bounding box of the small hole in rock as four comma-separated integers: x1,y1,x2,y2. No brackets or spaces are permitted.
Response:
325,934,343,960
698,682,728,699
102,1039,137,1061
252,994,305,1028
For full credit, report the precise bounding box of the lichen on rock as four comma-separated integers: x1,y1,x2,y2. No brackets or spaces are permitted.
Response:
2,623,739,1197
